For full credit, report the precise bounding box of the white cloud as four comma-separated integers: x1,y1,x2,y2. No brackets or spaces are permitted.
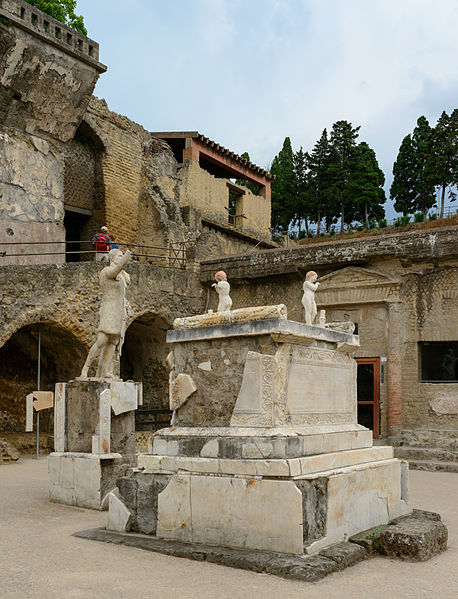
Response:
78,0,458,214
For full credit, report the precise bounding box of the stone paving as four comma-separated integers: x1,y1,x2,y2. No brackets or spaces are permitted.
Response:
1,457,457,599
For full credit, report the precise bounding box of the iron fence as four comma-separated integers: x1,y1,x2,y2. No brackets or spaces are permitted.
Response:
0,239,187,268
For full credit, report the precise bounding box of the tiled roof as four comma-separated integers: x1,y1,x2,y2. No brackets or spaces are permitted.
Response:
151,131,272,180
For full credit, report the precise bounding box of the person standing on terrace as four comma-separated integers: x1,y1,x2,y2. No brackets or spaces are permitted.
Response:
92,226,112,261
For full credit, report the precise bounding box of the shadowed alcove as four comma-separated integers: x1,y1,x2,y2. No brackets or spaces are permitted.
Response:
0,322,86,432
120,313,171,430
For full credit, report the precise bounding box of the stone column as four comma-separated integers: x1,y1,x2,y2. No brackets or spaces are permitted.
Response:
387,302,403,439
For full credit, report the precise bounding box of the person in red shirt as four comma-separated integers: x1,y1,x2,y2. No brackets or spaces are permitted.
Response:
92,226,112,261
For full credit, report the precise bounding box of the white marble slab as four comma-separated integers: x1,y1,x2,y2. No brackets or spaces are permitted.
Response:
306,458,411,554
107,491,131,532
25,393,34,432
156,474,303,554
110,381,137,415
54,383,66,451
94,388,111,454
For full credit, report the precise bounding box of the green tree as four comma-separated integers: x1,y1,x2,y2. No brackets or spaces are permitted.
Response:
307,129,339,235
411,116,435,216
390,134,417,215
348,142,386,228
234,152,261,195
270,137,296,232
329,120,360,233
428,109,458,218
25,0,87,35
293,147,309,234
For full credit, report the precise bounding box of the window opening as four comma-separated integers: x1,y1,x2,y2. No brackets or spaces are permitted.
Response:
419,342,458,382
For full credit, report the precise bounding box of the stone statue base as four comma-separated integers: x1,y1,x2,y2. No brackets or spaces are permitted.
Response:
48,379,142,510
107,307,410,553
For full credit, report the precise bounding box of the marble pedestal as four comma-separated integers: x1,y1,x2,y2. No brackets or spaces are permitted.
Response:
48,379,141,510
109,307,410,553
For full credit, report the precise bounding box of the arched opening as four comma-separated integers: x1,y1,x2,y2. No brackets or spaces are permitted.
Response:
120,313,171,430
0,322,86,433
64,121,106,261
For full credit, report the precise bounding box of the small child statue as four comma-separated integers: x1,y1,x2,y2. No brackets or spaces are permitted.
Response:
212,270,233,312
302,270,320,325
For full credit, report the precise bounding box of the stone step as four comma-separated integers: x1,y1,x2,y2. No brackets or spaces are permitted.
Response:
406,460,458,473
394,446,458,462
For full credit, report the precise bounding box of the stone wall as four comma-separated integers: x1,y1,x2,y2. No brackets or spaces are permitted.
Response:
200,227,458,444
0,0,105,264
401,268,458,435
0,261,204,431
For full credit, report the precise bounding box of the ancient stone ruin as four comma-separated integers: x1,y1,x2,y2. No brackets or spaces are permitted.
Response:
106,304,410,555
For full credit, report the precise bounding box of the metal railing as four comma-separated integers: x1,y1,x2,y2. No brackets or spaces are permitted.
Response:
0,239,187,268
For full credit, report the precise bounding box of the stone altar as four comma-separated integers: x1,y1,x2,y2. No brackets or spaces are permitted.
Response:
108,305,410,554
48,379,142,510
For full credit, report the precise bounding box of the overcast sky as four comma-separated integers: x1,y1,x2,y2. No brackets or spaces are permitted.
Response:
77,0,458,217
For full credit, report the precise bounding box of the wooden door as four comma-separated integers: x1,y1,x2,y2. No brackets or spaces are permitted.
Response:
356,357,380,438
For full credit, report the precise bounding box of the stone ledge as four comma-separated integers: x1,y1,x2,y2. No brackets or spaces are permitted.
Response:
73,528,366,582
350,509,448,561
167,317,359,346
150,426,373,459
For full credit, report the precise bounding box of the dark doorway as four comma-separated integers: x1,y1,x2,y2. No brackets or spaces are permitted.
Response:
64,208,91,262
356,357,380,438
0,322,86,433
120,314,172,431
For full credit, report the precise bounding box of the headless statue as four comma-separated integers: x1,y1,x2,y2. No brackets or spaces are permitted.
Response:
302,270,320,325
80,248,131,379
212,270,232,312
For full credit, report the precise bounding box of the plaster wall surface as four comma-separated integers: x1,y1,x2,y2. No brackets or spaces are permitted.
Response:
178,160,270,240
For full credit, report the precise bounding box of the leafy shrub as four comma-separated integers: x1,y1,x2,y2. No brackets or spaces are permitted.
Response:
428,212,438,221
378,218,387,228
289,231,297,240
394,215,410,227
298,230,306,239
400,215,411,226
329,227,335,237
307,231,313,238
356,225,364,231
25,1,87,35
414,212,425,223
369,219,377,229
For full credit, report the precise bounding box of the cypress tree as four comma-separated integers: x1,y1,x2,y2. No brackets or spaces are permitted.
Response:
293,147,309,234
307,129,339,235
329,121,360,233
348,142,386,228
270,137,296,232
411,116,435,216
428,110,458,218
391,134,417,215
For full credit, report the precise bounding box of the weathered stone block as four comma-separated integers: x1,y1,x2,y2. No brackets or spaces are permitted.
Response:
318,541,366,570
373,511,448,561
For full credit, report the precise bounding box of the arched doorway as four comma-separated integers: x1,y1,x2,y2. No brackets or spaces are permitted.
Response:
120,314,171,430
64,121,106,261
0,322,86,433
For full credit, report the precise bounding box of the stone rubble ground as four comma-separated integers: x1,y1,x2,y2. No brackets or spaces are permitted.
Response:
1,457,457,599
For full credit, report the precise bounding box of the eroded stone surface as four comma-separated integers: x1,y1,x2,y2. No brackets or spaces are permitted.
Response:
170,374,197,411
73,527,368,582
373,510,448,561
173,304,287,329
